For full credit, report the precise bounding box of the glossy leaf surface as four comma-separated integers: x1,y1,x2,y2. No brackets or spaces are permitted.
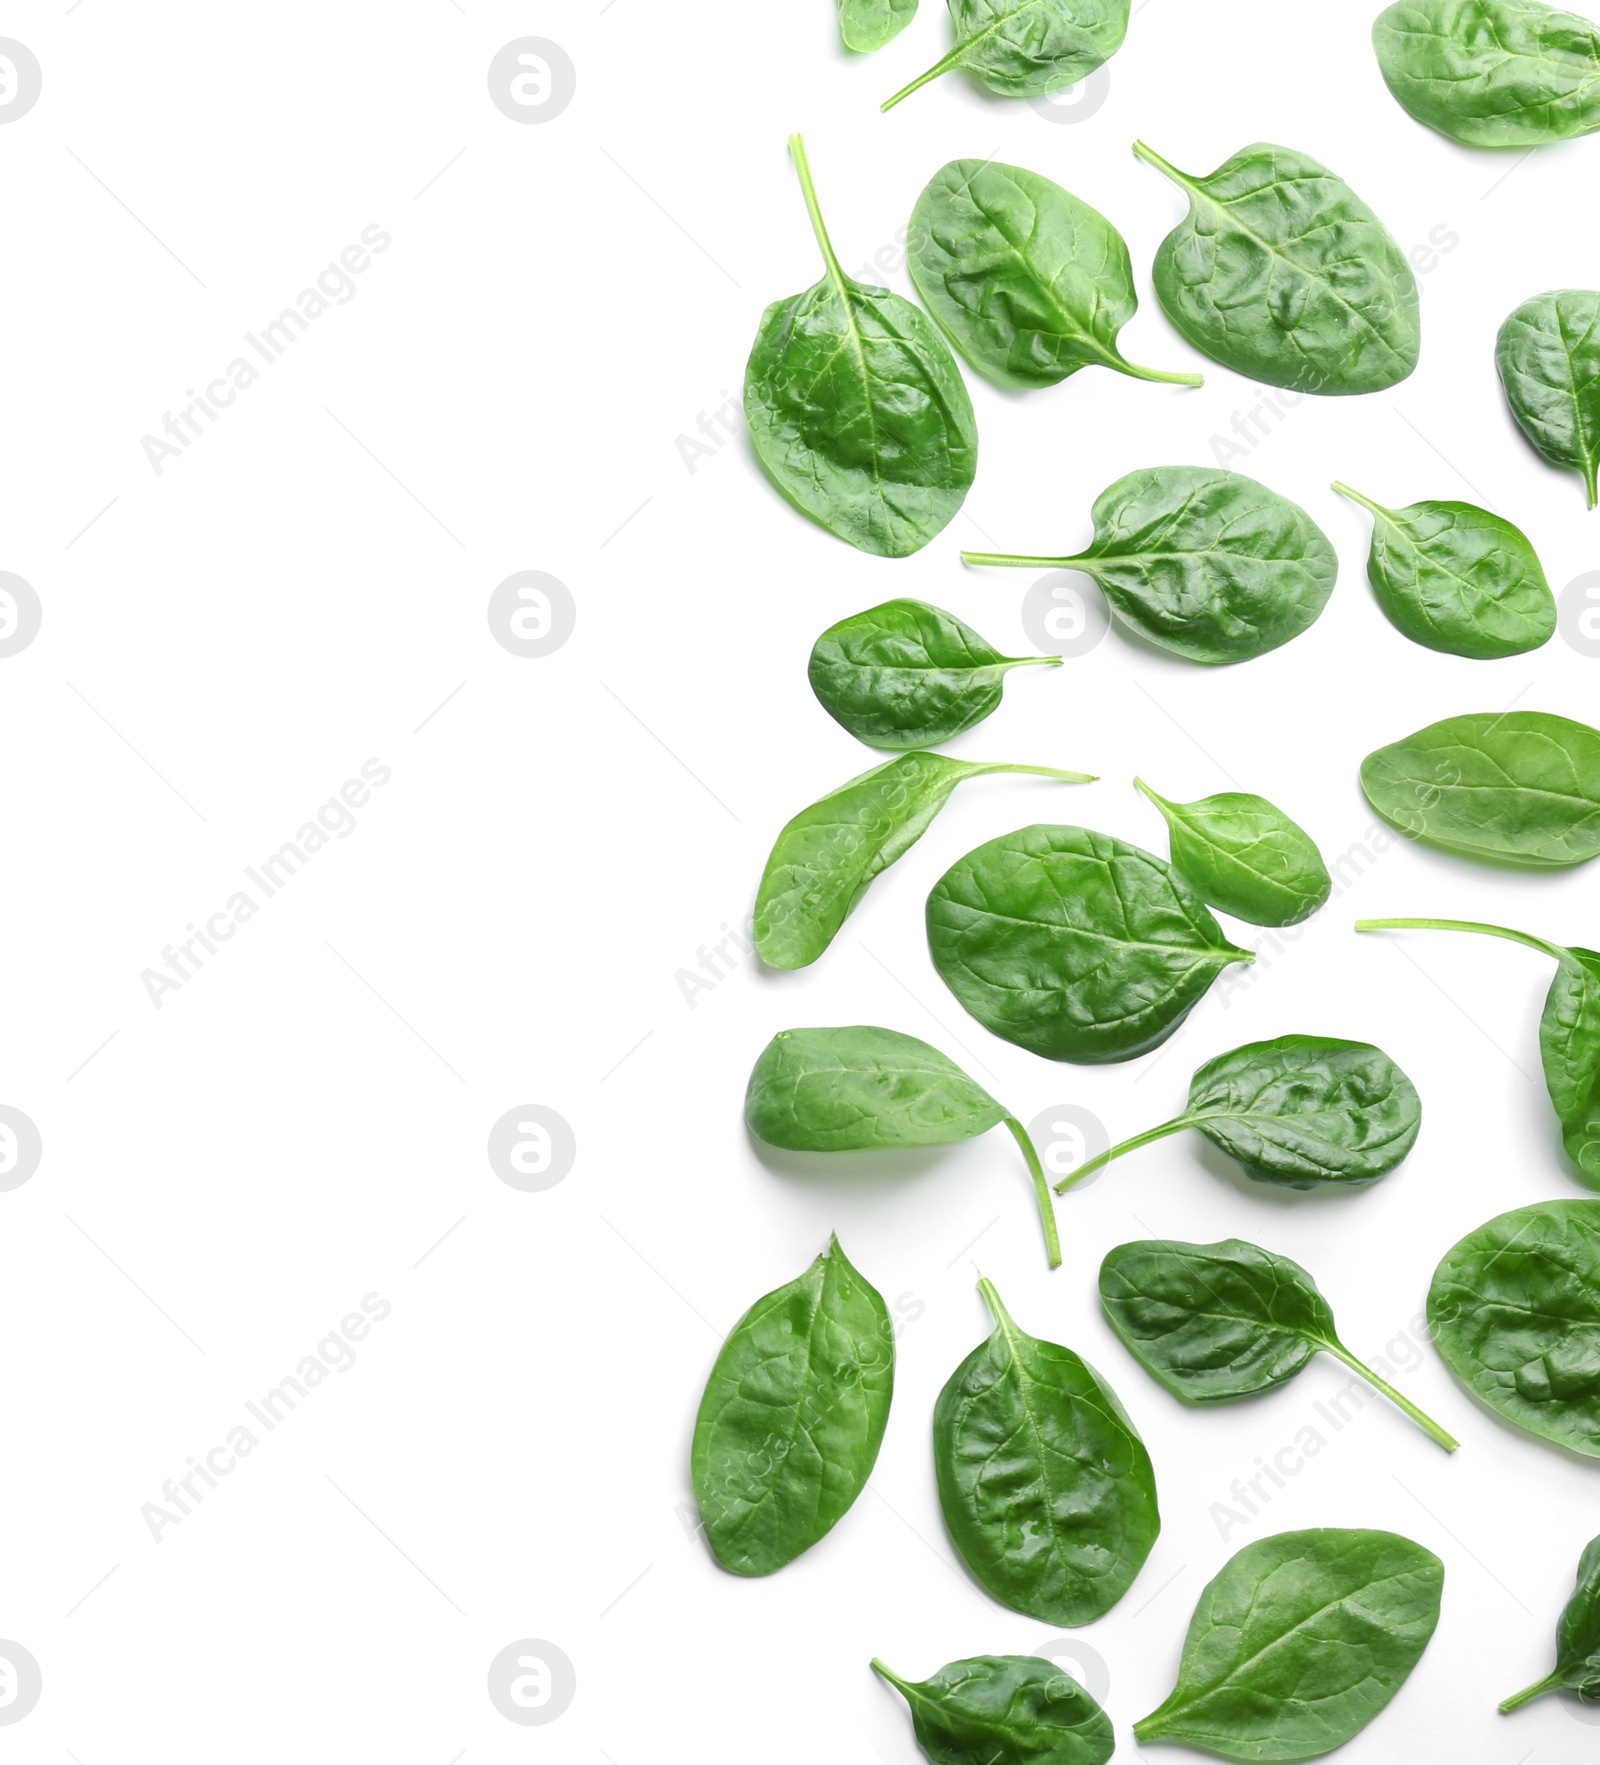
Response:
840,0,918,51
1501,1532,1600,1711
882,0,1130,109
872,1654,1115,1765
1496,290,1600,508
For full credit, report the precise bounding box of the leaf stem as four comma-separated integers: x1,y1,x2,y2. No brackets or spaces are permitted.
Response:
1330,481,1389,519
1001,655,1065,672
1131,139,1194,191
1499,1671,1563,1713
1054,1114,1200,1193
987,762,1097,783
962,550,1089,570
1355,917,1563,961
786,133,845,289
1322,1338,1458,1452
1117,357,1204,387
880,43,965,110
1004,1116,1061,1270
870,1657,909,1692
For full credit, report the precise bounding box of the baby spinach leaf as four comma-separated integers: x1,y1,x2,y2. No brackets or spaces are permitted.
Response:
1134,139,1420,395
907,159,1201,391
840,0,918,51
1428,1198,1600,1456
1496,289,1600,507
744,1025,1063,1268
809,599,1059,751
881,0,1129,110
927,824,1252,1063
745,135,978,558
1359,711,1600,865
935,1277,1159,1624
1332,481,1555,658
1135,777,1331,925
1374,0,1600,148
963,466,1337,664
754,751,1093,972
872,1653,1114,1765
1099,1238,1458,1449
1058,1035,1421,1193
1134,1528,1444,1759
691,1234,892,1575
1501,1532,1600,1711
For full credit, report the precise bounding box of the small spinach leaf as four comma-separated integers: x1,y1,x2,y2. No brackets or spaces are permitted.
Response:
691,1235,892,1575
1501,1532,1600,1711
935,1277,1159,1624
1134,139,1420,395
963,466,1337,664
840,0,917,51
1135,777,1331,925
745,135,978,557
907,159,1201,390
927,824,1252,1063
881,0,1129,109
1134,1528,1444,1759
1099,1238,1458,1449
1497,290,1600,507
872,1654,1114,1765
809,598,1059,750
745,1025,1062,1267
754,751,1093,971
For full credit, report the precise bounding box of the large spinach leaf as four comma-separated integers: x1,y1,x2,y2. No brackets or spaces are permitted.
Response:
1374,0,1600,148
745,135,978,557
881,0,1129,109
1501,1532,1600,1711
1429,1199,1600,1455
809,598,1058,751
691,1235,892,1575
963,466,1337,664
908,159,1201,390
1100,1238,1458,1449
935,1277,1159,1624
840,0,918,51
755,751,1093,971
1134,140,1420,395
1332,481,1555,658
1359,711,1600,865
1496,289,1600,507
1134,1529,1443,1759
872,1654,1114,1765
745,1025,1062,1267
927,824,1251,1063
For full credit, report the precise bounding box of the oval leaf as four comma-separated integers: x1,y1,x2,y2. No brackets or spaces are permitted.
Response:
1497,289,1600,508
882,0,1129,109
1502,1533,1600,1711
872,1654,1114,1765
1136,777,1331,924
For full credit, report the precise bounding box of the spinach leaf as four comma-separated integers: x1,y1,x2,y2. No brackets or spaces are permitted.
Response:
927,824,1252,1063
840,0,917,51
881,0,1129,110
963,466,1337,664
809,599,1059,750
1133,140,1420,395
935,1277,1159,1624
1496,289,1600,507
745,1025,1063,1268
1099,1238,1458,1449
1359,711,1600,865
1374,0,1600,148
755,751,1093,971
1134,1528,1444,1759
690,1234,892,1575
1428,1199,1600,1455
1501,1532,1600,1711
1332,481,1555,658
745,135,978,557
1135,777,1331,925
1057,1035,1421,1192
907,159,1201,391
872,1654,1114,1765
1357,917,1600,1182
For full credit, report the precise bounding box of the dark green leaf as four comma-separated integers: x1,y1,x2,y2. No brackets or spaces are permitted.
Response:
690,1235,893,1575
1496,289,1600,508
1134,1528,1444,1760
1501,1533,1600,1711
840,0,917,51
934,1278,1159,1624
881,0,1129,109
872,1654,1114,1765
1134,139,1420,395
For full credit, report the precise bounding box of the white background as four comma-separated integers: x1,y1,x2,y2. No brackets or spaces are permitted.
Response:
3,0,1600,1759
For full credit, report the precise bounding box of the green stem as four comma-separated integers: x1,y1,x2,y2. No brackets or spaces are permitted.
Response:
880,42,966,110
1587,458,1598,511
870,1657,909,1692
1000,655,1064,673
786,134,845,291
1499,1671,1563,1713
962,550,1090,570
1355,917,1563,962
1116,357,1204,387
1131,138,1195,191
1054,1114,1200,1194
1330,480,1389,520
1321,1338,1458,1452
976,1273,1013,1329
980,762,1096,784
1004,1116,1061,1270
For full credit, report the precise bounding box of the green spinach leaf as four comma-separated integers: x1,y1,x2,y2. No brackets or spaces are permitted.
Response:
809,599,1059,750
1135,777,1331,925
881,0,1129,109
840,0,918,51
1359,711,1600,865
745,135,978,557
745,1025,1062,1268
1496,289,1600,507
1332,481,1555,657
935,1277,1159,1624
963,466,1337,664
1099,1238,1458,1449
1374,0,1600,148
872,1654,1114,1765
1134,1528,1443,1759
691,1235,892,1575
755,751,1093,972
927,824,1252,1063
907,159,1201,390
1134,140,1420,395
1501,1532,1600,1711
